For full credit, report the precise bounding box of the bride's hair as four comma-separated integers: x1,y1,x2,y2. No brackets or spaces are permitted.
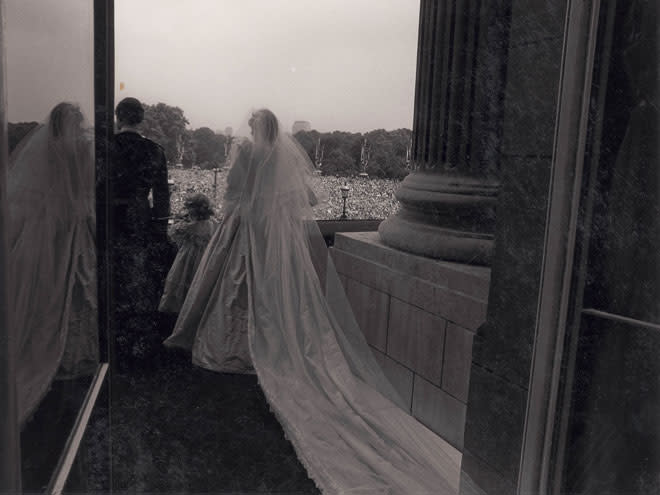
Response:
249,108,279,145
49,102,84,139
47,102,89,172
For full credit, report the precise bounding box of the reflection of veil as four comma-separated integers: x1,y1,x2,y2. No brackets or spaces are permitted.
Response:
8,103,98,426
231,110,461,493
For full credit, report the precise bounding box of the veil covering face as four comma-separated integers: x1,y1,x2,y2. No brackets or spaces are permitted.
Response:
8,103,98,426
211,109,461,492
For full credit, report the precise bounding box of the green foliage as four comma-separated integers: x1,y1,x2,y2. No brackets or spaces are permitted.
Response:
323,148,356,176
293,129,321,162
139,102,189,166
364,128,411,179
136,102,231,170
191,127,227,169
293,128,411,179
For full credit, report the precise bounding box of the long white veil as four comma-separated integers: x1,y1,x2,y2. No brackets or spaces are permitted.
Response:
230,110,461,493
8,103,98,426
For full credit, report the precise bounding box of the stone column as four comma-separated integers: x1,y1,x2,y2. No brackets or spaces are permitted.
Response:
379,0,509,265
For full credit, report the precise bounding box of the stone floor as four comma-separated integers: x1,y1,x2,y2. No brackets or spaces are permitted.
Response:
64,346,320,494
25,305,461,494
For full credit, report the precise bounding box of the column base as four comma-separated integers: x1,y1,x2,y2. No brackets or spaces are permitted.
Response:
378,215,493,265
378,172,498,265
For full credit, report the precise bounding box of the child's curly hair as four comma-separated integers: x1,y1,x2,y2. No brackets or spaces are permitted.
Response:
184,193,214,220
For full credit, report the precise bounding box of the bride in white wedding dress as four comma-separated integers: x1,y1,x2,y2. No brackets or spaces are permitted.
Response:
9,102,98,426
165,108,463,494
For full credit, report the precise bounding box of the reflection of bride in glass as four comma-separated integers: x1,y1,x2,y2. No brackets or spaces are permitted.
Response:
165,108,460,493
9,102,98,426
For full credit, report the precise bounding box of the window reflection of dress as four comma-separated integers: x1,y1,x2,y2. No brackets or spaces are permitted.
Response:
9,103,98,425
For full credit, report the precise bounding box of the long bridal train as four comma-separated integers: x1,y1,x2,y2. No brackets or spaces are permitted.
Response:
165,108,462,493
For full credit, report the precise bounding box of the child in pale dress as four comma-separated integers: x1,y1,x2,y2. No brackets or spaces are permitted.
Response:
158,193,216,314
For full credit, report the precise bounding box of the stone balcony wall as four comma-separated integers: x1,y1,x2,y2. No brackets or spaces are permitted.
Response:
330,232,490,451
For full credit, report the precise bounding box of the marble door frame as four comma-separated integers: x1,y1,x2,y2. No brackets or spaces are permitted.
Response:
517,0,607,493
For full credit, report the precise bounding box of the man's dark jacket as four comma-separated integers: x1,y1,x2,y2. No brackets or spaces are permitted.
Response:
108,130,170,240
99,130,173,324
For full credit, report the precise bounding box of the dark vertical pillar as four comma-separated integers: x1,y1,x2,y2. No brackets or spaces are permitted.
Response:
378,0,510,265
94,0,114,367
0,0,22,490
93,1,114,489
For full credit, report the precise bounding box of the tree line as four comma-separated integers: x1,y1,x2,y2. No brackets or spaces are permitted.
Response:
294,128,411,179
139,102,412,179
8,102,413,179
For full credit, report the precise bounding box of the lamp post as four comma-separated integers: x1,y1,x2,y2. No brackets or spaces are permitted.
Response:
340,183,350,220
359,138,369,177
167,179,175,224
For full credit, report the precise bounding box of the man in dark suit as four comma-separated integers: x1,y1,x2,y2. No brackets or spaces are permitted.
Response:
108,97,172,368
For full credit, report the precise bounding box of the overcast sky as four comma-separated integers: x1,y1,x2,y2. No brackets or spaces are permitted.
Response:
5,1,420,134
115,0,420,133
6,0,94,123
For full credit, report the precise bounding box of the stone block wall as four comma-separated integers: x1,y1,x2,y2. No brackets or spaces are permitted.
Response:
330,232,490,451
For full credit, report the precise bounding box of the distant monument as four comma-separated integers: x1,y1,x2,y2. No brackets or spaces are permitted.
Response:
292,120,311,134
405,135,412,170
359,138,370,177
314,138,324,174
217,127,233,165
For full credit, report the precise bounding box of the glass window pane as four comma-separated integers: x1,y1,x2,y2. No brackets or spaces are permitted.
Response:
5,0,99,490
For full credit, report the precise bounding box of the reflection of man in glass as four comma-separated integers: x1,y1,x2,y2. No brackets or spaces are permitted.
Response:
109,97,171,368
